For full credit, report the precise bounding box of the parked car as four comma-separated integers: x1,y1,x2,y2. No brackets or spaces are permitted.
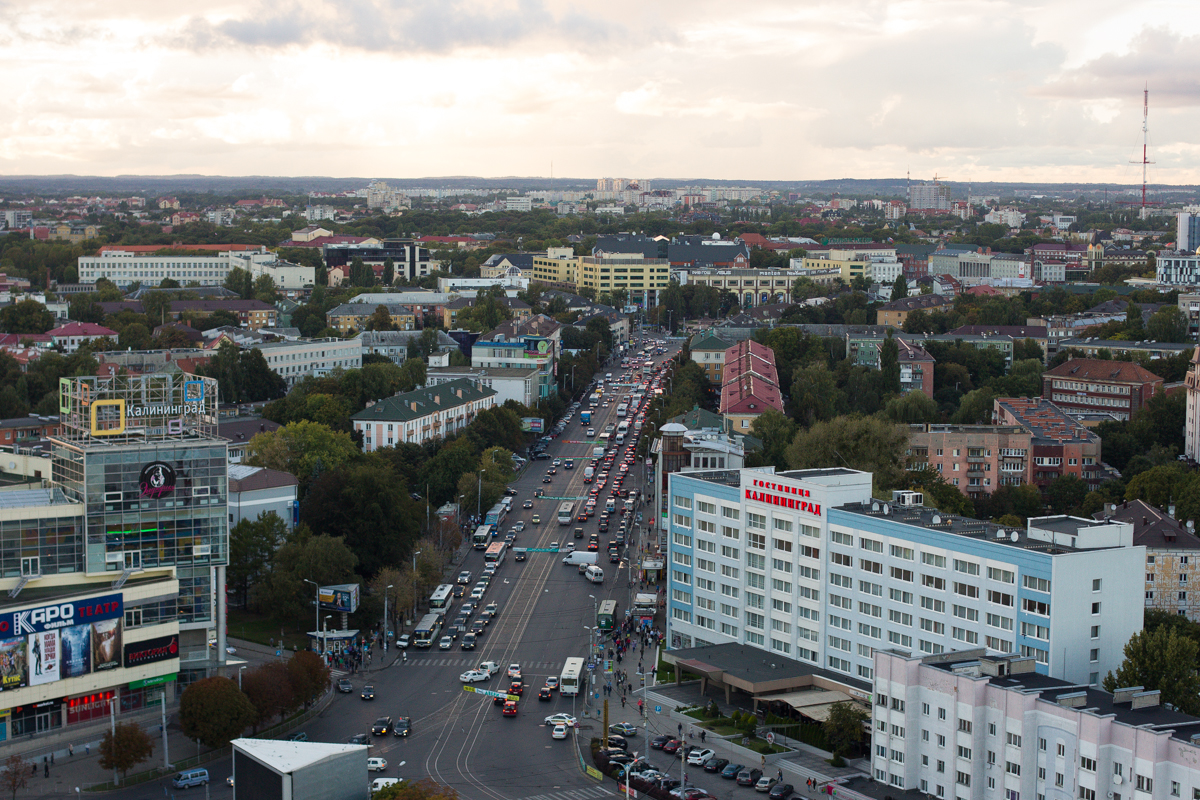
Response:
704,757,729,773
610,722,638,736
650,735,671,749
736,768,763,787
686,748,715,766
755,775,778,792
367,757,387,772
722,763,745,779
768,784,794,800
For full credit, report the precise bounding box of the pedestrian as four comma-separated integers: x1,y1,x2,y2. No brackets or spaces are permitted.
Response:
44,762,48,778
621,696,626,708
700,729,706,743
777,769,783,782
68,744,73,757
86,743,90,756
760,755,765,767
678,722,683,737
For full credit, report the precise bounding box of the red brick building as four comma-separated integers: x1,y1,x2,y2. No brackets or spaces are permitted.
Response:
1042,359,1163,422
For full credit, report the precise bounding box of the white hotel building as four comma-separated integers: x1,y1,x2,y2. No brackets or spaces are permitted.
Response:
665,467,1144,687
872,649,1200,800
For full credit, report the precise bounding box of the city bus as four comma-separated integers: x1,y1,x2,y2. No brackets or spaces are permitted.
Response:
413,613,443,647
484,541,507,564
429,584,454,614
616,403,628,418
559,657,585,696
484,502,507,531
472,525,492,549
557,501,575,525
597,600,618,632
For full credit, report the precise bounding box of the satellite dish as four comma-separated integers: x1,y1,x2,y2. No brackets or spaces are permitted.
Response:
1010,532,1019,542
712,232,721,240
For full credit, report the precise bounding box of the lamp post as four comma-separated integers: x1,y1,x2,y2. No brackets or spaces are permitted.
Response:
303,578,320,650
412,551,422,623
238,665,247,691
323,614,332,655
384,584,394,649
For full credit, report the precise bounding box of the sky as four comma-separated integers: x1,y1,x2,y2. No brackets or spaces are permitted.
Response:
3,0,1200,184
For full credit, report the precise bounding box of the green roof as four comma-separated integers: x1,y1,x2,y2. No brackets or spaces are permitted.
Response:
665,406,763,452
689,334,733,352
351,378,496,423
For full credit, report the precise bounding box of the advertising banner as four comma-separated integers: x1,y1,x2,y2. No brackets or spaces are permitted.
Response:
91,619,122,672
0,593,122,637
523,337,551,359
318,584,360,614
123,634,179,669
0,637,26,691
60,624,92,679
521,418,544,433
27,631,59,687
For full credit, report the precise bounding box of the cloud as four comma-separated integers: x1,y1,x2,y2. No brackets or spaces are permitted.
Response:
1035,27,1200,108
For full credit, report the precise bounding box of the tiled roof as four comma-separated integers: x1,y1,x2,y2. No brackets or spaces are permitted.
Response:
97,244,262,254
950,325,1048,339
1043,358,1163,384
689,334,733,352
48,322,117,337
351,378,496,424
219,418,281,443
720,374,784,415
1095,500,1200,550
879,294,953,312
723,340,779,387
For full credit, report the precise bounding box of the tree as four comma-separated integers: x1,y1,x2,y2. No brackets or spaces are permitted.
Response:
785,415,910,491
789,362,841,426
258,525,359,618
253,274,278,303
1046,473,1087,514
891,273,909,300
287,650,332,707
245,421,360,490
241,661,297,729
98,721,155,782
368,305,395,331
882,390,939,424
179,677,257,748
0,755,27,800
382,258,395,286
1103,626,1200,715
748,409,796,468
373,778,461,800
224,267,254,299
823,701,869,757
229,512,287,610
118,322,152,351
1147,306,1189,343
879,334,900,395
0,299,54,334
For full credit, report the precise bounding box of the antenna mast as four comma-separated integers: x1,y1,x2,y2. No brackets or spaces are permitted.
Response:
1135,85,1153,213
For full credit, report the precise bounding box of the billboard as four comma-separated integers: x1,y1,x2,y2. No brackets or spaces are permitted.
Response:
123,634,179,669
0,593,122,637
521,417,544,433
318,584,360,614
0,594,124,691
92,619,122,672
523,337,551,359
27,631,60,687
0,637,27,691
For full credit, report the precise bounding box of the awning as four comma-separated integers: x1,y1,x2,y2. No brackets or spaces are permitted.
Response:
758,689,855,721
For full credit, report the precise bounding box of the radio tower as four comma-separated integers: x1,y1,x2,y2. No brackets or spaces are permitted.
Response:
1132,84,1154,216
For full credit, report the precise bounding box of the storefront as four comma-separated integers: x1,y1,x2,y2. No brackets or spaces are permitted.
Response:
10,698,63,737
66,690,114,725
121,673,175,713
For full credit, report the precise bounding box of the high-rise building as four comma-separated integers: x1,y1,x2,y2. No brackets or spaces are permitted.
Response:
1177,211,1200,252
908,182,950,213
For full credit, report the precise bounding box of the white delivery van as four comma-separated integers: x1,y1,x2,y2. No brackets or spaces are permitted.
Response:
585,565,604,583
371,778,400,794
605,498,616,512
563,551,599,567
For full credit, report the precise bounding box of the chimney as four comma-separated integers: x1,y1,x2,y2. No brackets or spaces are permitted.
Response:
1113,686,1144,704
1056,691,1088,708
410,401,417,412
1131,690,1161,710
434,394,440,405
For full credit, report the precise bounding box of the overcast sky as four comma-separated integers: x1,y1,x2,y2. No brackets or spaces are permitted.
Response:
3,0,1199,183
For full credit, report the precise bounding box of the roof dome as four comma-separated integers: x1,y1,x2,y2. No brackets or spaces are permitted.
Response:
660,423,688,434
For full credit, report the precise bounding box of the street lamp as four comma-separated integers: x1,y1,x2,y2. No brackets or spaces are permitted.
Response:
238,665,247,691
323,614,332,655
384,584,394,650
412,550,422,623
303,578,320,650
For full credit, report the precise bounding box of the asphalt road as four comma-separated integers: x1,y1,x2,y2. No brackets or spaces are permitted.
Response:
288,337,681,800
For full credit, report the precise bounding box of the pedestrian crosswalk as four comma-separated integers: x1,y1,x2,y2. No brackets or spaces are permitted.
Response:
515,786,611,800
405,657,563,670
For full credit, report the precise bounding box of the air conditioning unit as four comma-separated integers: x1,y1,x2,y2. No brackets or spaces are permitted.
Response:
891,490,923,507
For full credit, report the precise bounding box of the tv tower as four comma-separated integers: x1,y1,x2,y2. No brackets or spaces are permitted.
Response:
1128,84,1158,217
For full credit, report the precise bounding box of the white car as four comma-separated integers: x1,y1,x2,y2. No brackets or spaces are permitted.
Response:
470,586,485,600
551,724,568,739
438,636,453,650
587,428,596,437
545,676,559,690
460,670,490,683
367,757,388,772
507,664,522,678
686,748,715,766
544,713,577,727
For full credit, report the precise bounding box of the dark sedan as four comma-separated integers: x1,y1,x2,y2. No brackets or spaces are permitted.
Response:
393,717,411,737
722,763,745,779
650,735,671,749
360,685,375,701
704,757,729,773
768,784,794,800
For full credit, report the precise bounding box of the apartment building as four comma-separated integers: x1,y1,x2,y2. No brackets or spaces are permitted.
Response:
426,366,539,407
1156,252,1200,287
1095,499,1200,621
906,424,1031,497
352,378,497,451
78,244,272,287
871,649,1200,800
253,337,363,387
993,397,1104,490
719,340,784,430
689,334,734,383
1043,358,1163,422
170,299,277,330
895,339,936,398
665,467,1143,687
1187,347,1200,462
322,239,438,283
471,315,561,402
47,322,118,353
876,294,954,328
325,303,417,334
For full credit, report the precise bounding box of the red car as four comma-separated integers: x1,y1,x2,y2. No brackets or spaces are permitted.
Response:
510,681,523,696
502,700,518,716
662,739,683,753
587,542,599,551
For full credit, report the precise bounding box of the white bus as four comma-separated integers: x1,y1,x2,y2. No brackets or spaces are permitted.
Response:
472,525,492,549
429,584,454,614
559,657,585,696
484,541,507,564
616,403,628,418
557,501,575,525
413,613,443,647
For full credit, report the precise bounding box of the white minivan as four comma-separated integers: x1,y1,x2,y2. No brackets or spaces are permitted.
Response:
585,565,604,583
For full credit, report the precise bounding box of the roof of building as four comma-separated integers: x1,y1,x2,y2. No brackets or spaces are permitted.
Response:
351,378,496,424
426,366,538,379
663,641,871,694
481,253,534,268
228,465,298,493
879,294,953,312
720,374,784,416
0,487,75,510
951,324,1048,339
478,314,562,342
723,340,779,387
667,406,727,430
667,243,750,265
48,322,117,337
835,501,1088,553
994,397,1098,445
1043,357,1163,384
218,418,281,443
0,416,58,430
895,338,935,362
1096,499,1200,550
231,738,366,774
169,299,275,313
356,329,458,348
97,244,264,254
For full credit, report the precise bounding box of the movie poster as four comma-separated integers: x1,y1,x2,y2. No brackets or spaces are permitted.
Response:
60,624,91,678
91,619,121,672
0,637,27,691
27,630,59,687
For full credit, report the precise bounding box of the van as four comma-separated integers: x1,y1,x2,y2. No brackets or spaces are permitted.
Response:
371,778,400,794
172,768,210,789
585,565,604,583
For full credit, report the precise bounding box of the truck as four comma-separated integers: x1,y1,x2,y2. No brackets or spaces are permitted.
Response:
580,410,591,424
593,446,606,458
562,551,599,567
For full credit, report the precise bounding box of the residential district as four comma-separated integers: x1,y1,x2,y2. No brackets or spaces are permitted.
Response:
0,179,1198,800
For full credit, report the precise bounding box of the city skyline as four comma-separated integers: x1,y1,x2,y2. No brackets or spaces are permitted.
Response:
3,0,1198,182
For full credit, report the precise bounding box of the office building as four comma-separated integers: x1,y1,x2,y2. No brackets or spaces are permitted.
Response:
78,245,272,288
352,378,497,451
1179,211,1200,252
322,239,439,283
1156,252,1200,287
253,338,363,387
577,256,672,308
1043,359,1163,422
665,467,1143,687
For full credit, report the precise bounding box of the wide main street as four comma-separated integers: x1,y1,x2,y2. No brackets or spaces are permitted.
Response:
291,339,679,800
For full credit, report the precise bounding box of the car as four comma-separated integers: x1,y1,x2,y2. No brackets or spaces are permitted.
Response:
461,633,476,650
545,676,559,689
564,461,574,469
722,763,745,779
704,757,729,773
513,520,526,531
538,687,552,701
446,623,465,640
337,678,353,693
452,585,465,598
768,784,794,800
460,601,476,616
609,551,621,563
367,757,387,772
483,602,499,618
459,669,490,682
523,499,533,508
551,723,568,739
686,748,715,766
371,717,392,736
396,633,411,648
509,681,523,696
361,685,376,701
553,459,561,466
457,570,472,584
755,776,778,792
469,586,485,600
587,428,596,437
439,635,457,649
502,700,518,716
610,722,639,736
514,549,527,562
393,717,411,737
669,789,707,800
531,514,541,524
485,561,500,574
348,733,371,746
564,542,575,551
546,467,556,475
285,732,308,742
470,619,486,635
661,739,682,753
587,541,598,551
606,734,628,750
605,751,636,765
544,713,577,727
507,663,522,678
650,735,671,749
